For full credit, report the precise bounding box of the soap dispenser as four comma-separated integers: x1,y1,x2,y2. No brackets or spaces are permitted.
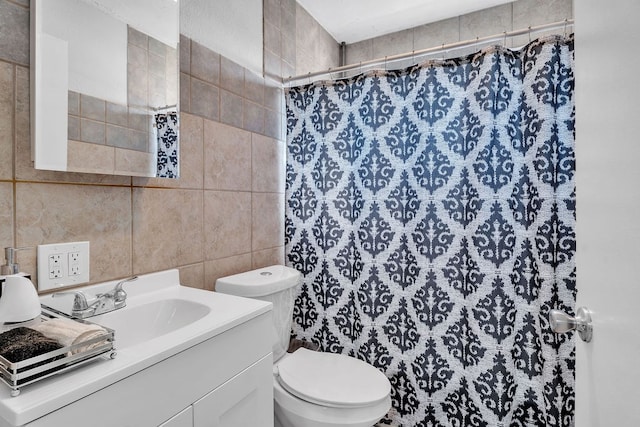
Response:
0,247,31,285
0,275,41,323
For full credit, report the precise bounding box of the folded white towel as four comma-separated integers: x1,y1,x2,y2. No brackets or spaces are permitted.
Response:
33,318,108,354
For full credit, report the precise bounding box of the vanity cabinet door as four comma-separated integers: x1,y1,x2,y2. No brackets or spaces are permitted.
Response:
159,407,193,427
193,354,272,427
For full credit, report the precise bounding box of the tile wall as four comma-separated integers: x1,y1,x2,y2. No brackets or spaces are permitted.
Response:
346,0,574,67
263,0,297,80
0,0,285,291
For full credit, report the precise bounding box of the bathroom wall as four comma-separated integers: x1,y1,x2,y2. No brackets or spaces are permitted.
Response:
294,3,340,76
346,0,573,66
0,0,285,291
290,0,572,80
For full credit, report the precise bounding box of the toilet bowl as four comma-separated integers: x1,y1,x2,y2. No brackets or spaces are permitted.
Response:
216,266,391,427
273,348,391,427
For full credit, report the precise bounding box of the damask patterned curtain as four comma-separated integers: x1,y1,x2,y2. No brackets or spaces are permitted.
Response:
285,35,575,427
155,112,179,178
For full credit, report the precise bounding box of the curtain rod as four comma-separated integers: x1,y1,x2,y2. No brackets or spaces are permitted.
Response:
283,19,574,85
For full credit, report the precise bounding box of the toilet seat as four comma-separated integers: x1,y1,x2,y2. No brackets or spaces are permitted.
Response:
276,348,390,408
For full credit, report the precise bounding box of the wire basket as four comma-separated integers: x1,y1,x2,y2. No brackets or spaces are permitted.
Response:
0,305,115,397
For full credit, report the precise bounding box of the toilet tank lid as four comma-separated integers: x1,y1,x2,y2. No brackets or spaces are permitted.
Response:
215,265,301,297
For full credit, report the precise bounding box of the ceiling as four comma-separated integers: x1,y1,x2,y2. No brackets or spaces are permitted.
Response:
297,0,516,44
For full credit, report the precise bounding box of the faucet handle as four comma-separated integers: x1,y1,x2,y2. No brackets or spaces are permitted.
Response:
52,290,90,311
112,276,137,302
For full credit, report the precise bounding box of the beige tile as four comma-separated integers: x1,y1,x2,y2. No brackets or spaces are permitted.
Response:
0,1,29,65
414,17,461,52
67,140,115,174
220,57,245,96
244,70,265,105
459,4,513,41
80,119,106,145
264,50,282,80
180,72,191,113
372,29,414,59
265,21,281,57
0,182,14,252
281,8,296,42
80,94,106,121
204,253,252,291
220,89,244,129
0,61,13,180
133,112,204,189
68,91,80,115
190,78,219,121
132,187,204,274
115,148,155,177
252,192,284,251
68,116,80,140
244,100,265,134
264,0,281,29
128,109,150,132
252,246,285,269
281,0,296,16
203,120,252,190
345,39,373,66
106,125,132,149
264,83,283,113
264,109,282,140
128,27,148,50
149,38,167,57
204,190,252,259
252,134,284,193
178,263,205,289
190,41,220,85
14,66,129,185
282,34,296,68
512,0,573,47
180,35,191,74
16,183,132,285
106,102,128,126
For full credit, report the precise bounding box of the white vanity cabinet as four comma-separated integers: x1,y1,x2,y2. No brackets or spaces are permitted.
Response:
159,407,193,427
23,312,273,427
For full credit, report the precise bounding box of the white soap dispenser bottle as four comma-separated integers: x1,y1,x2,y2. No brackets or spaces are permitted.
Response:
0,247,40,324
0,247,31,284
0,275,41,323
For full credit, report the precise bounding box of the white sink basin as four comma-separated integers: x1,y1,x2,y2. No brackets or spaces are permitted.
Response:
91,298,211,349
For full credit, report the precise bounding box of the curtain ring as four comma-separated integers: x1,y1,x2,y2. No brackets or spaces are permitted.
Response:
359,61,363,76
563,19,568,37
384,56,388,71
503,31,508,48
528,26,532,42
307,72,311,85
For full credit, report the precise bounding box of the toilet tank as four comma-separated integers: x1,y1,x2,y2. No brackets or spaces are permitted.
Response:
215,265,301,362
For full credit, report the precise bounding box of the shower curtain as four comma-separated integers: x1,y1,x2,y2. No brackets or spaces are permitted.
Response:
155,112,179,178
285,35,575,426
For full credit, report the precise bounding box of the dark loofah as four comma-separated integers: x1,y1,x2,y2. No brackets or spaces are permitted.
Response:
0,327,64,363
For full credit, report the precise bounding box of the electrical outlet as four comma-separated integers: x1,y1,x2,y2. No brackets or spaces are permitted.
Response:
48,253,63,279
68,252,80,276
37,241,90,291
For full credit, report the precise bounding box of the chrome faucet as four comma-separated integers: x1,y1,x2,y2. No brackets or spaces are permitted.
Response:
53,276,138,319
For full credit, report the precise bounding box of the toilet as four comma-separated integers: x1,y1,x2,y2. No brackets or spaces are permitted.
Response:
216,265,391,427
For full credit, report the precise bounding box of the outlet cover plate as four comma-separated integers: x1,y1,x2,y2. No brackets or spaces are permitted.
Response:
37,241,90,291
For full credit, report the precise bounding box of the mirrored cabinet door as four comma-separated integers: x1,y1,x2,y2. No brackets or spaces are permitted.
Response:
31,0,180,178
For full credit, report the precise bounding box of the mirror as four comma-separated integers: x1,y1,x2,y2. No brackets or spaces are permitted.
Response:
31,0,180,178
